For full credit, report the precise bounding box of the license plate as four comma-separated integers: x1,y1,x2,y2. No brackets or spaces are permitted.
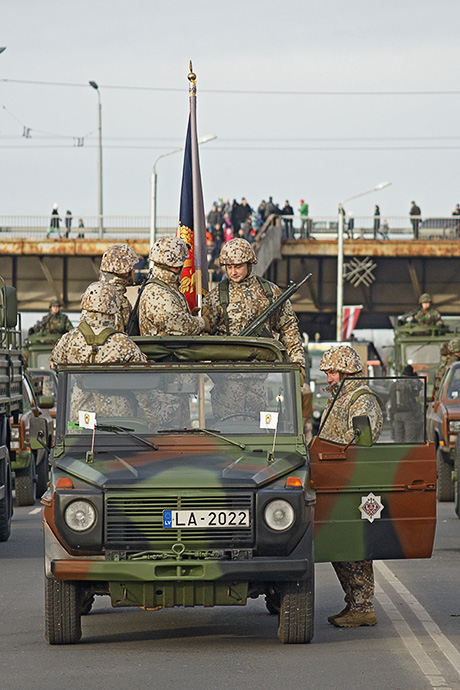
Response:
163,509,250,529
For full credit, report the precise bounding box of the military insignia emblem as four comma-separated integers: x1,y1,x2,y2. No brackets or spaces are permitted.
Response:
359,492,383,523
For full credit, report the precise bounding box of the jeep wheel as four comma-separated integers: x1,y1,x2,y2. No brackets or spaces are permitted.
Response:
277,573,314,644
35,453,49,499
0,453,13,542
436,447,454,502
45,577,82,644
15,459,35,506
454,438,460,518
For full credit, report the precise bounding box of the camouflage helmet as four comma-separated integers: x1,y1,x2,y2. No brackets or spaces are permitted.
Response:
100,244,139,274
447,338,460,355
319,345,364,374
149,235,189,267
440,341,450,357
49,298,62,308
219,238,257,266
419,293,431,304
80,281,121,315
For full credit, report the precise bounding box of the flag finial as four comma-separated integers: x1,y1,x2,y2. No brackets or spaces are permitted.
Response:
188,61,196,84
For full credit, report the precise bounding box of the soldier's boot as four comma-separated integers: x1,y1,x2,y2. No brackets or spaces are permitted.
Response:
327,605,350,624
332,610,377,628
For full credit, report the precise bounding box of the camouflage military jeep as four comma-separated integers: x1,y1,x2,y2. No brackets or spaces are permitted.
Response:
38,336,436,645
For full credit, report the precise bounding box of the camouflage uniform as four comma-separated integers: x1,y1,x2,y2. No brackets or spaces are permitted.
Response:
319,345,383,625
29,300,73,336
99,244,140,332
202,239,305,370
51,282,147,421
413,292,442,326
139,236,205,336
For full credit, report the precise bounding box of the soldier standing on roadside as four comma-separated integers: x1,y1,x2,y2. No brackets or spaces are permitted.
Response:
99,244,140,332
318,344,383,628
138,235,207,336
28,298,73,336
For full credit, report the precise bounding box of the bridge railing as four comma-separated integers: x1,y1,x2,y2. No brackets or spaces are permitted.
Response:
0,215,459,241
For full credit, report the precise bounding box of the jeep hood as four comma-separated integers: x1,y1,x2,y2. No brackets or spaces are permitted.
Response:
53,436,306,489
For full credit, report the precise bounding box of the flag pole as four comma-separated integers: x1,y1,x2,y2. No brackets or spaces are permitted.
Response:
188,61,204,310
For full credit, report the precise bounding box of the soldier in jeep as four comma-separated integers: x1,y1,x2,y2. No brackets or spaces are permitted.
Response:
319,344,383,628
413,293,442,326
203,238,305,376
99,244,140,332
51,282,147,421
139,236,207,336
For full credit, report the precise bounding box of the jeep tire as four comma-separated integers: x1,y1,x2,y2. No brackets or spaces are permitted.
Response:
45,577,82,644
0,450,13,542
277,569,314,644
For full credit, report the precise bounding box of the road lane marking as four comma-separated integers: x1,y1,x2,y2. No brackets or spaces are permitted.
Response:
375,584,450,688
376,560,460,685
28,507,41,514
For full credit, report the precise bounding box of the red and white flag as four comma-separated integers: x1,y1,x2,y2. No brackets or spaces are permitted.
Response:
342,305,362,341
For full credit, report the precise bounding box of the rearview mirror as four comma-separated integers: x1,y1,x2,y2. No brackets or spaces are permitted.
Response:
38,395,55,409
29,416,50,451
352,415,373,447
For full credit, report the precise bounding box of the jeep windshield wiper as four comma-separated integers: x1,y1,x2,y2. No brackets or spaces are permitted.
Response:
158,427,245,450
96,424,158,450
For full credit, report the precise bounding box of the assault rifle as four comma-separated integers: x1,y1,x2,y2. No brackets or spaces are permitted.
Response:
126,269,152,336
240,273,312,337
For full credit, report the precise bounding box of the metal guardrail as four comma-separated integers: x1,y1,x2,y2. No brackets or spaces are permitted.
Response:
0,215,459,241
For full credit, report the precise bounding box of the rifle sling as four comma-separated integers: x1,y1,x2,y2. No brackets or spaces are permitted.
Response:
78,321,118,363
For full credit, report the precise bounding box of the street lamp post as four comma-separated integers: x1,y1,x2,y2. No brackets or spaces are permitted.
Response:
89,81,103,238
336,181,392,341
150,134,217,251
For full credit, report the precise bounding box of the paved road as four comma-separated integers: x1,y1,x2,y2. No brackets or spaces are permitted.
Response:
1,502,459,690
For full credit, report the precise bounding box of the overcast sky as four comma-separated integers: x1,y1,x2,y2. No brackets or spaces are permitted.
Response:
2,0,460,221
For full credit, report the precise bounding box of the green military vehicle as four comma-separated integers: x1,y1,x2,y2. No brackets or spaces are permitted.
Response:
37,336,436,645
391,322,459,399
0,279,24,540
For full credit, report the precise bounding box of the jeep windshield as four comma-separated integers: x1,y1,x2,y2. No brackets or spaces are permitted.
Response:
61,368,298,437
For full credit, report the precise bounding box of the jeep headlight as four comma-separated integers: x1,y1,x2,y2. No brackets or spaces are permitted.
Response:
64,500,97,532
449,420,460,432
264,499,295,531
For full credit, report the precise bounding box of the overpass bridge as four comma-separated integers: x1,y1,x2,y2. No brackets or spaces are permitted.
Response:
0,214,459,340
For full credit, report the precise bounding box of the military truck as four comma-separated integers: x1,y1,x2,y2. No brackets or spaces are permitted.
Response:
38,336,436,645
391,322,458,399
0,278,24,541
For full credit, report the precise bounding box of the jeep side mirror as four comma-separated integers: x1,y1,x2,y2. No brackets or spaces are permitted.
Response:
30,416,50,451
38,395,55,409
352,415,373,447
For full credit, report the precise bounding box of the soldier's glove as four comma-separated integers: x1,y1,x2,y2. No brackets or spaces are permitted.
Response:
192,305,210,318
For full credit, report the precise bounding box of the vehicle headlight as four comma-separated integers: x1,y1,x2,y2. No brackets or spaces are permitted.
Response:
313,409,321,419
264,499,295,531
64,500,97,532
449,420,460,432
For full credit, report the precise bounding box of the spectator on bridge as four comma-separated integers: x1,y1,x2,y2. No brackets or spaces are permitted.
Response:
409,201,422,239
281,200,294,239
265,196,280,226
346,212,354,239
236,197,252,229
373,205,381,239
207,203,222,235
452,204,460,237
222,213,234,242
77,219,85,238
230,199,240,232
46,204,62,239
299,199,310,238
64,210,72,238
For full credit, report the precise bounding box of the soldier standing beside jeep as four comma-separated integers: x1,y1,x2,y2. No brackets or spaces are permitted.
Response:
319,344,383,628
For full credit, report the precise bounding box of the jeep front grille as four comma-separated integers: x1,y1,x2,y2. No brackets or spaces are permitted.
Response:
105,493,254,547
